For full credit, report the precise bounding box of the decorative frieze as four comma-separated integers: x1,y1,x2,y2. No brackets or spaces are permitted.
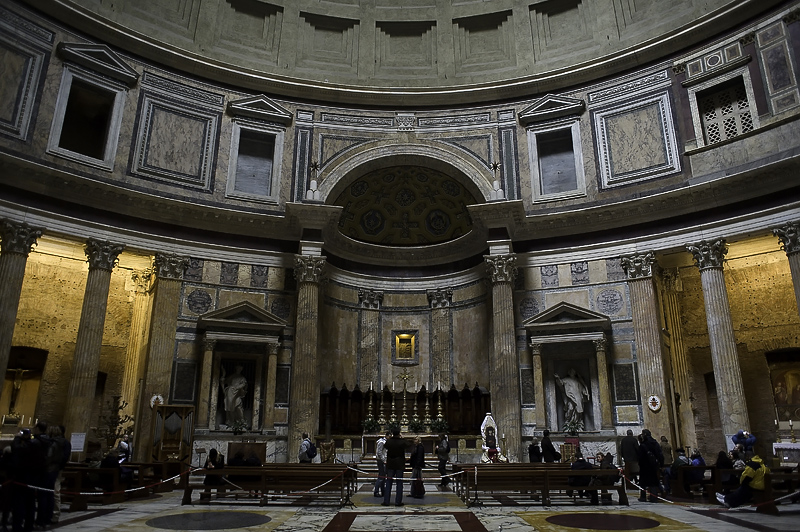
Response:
0,220,42,256
427,288,453,309
620,251,656,279
85,239,124,271
686,239,728,270
485,254,517,283
154,253,189,280
294,255,326,283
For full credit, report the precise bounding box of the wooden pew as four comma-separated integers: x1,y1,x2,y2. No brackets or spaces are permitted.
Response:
181,463,356,507
60,465,125,511
672,465,716,501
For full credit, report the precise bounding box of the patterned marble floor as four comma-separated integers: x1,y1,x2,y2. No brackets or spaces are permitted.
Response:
47,482,800,532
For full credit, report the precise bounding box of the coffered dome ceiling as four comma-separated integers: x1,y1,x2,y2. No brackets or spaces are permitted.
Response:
332,166,477,246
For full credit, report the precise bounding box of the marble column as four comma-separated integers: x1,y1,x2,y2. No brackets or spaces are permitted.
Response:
263,342,279,430
485,254,522,462
133,253,187,462
0,220,42,399
530,342,547,429
686,239,749,438
428,288,453,389
358,289,382,389
773,221,800,317
63,239,125,442
593,337,614,430
120,269,153,423
659,269,697,449
197,338,216,428
621,251,670,439
288,254,325,462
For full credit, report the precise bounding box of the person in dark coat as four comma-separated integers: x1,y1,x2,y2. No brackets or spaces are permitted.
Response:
436,434,450,488
528,438,542,463
383,428,408,507
541,430,561,463
637,429,664,502
203,448,225,486
408,437,425,498
620,429,640,485
568,451,598,504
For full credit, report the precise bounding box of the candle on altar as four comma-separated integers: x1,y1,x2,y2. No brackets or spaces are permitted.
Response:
791,419,794,428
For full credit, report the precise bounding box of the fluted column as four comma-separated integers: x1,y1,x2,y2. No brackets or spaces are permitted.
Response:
63,239,125,442
134,253,187,462
686,239,749,437
593,337,613,430
660,269,697,449
428,288,453,389
289,255,325,462
530,342,547,428
358,289,382,389
621,251,670,439
0,220,42,399
773,221,800,317
197,338,216,428
485,254,522,462
120,269,154,422
263,342,279,430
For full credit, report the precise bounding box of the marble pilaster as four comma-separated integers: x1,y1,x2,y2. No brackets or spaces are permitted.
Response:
773,221,800,317
621,251,670,439
358,289,382,389
263,342,279,430
530,342,547,428
593,337,614,430
428,288,453,389
134,253,187,462
197,338,215,428
485,254,522,462
63,239,125,442
0,220,42,399
120,269,153,422
686,239,750,437
289,254,325,461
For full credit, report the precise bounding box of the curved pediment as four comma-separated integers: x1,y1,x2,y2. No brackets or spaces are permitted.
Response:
523,301,611,334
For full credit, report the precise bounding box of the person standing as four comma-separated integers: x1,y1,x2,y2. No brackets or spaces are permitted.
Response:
298,432,314,463
436,434,450,488
637,429,664,502
383,428,408,507
620,429,640,486
541,430,561,463
51,425,71,525
659,436,673,468
528,438,542,463
374,431,388,497
409,437,425,498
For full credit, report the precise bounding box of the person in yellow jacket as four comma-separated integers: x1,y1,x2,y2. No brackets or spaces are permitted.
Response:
716,454,770,508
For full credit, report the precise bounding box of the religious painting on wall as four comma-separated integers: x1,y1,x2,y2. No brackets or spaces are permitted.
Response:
770,365,800,422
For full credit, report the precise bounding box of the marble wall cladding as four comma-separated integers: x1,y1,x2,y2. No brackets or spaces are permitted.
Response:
606,258,626,281
375,21,437,77
183,286,216,316
520,367,535,404
171,360,197,402
438,135,493,169
250,265,269,288
544,289,590,309
202,261,221,284
220,262,239,285
319,303,359,387
540,265,559,288
452,10,515,76
615,404,641,424
185,258,204,281
318,134,373,167
269,296,291,320
296,12,359,75
219,289,266,309
757,21,800,114
612,363,638,402
0,30,48,140
570,261,589,285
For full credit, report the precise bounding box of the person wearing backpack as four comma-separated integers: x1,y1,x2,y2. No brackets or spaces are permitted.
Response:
436,434,450,488
299,432,317,463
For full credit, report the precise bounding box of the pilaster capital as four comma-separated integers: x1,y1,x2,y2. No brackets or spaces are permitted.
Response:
427,288,453,309
530,342,542,355
485,254,517,283
686,239,727,270
660,268,682,292
131,268,154,293
294,255,326,283
593,337,608,352
267,342,280,356
0,220,43,256
202,338,216,352
620,251,656,279
154,253,189,280
85,239,125,271
773,221,800,256
359,288,383,309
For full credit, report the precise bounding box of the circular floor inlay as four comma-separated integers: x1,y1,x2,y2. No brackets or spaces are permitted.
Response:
146,511,271,530
545,513,660,530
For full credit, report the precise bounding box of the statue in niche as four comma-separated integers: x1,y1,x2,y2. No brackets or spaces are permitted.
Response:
7,368,30,415
480,413,507,463
220,364,248,427
554,368,590,432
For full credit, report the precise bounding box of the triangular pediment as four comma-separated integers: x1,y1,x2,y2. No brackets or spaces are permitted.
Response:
227,95,293,125
198,300,287,333
519,95,585,125
523,301,610,333
56,43,139,87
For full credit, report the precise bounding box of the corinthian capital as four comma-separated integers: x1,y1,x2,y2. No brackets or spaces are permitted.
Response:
294,255,326,283
427,288,453,309
485,254,517,283
773,221,800,256
620,251,656,279
154,253,189,280
359,288,383,309
686,239,727,270
131,268,154,293
1,220,43,256
85,239,125,271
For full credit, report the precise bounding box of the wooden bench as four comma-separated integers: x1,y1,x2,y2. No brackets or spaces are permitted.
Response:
60,465,124,511
672,465,717,501
181,463,356,507
452,463,627,507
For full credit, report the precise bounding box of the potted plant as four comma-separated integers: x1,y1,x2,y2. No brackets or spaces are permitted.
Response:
362,417,381,434
230,419,248,435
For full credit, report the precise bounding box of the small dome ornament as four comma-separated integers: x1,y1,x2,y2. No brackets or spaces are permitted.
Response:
647,394,662,413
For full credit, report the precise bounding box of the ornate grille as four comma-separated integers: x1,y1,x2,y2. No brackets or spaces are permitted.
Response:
699,77,754,145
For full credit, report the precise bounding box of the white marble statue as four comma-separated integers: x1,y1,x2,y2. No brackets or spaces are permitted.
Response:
221,364,248,426
554,368,590,431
